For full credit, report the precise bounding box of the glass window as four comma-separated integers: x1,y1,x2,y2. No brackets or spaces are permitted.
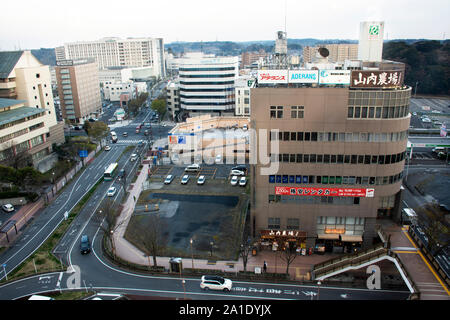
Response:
317,154,323,163
297,132,303,141
348,107,354,118
354,107,361,118
369,107,375,118
304,132,311,141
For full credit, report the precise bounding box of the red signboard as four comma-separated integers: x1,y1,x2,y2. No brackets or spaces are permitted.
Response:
275,186,374,198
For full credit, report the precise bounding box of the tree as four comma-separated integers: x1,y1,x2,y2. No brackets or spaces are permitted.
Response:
133,214,168,268
151,99,166,120
95,198,126,257
87,121,109,146
0,140,33,169
279,242,298,275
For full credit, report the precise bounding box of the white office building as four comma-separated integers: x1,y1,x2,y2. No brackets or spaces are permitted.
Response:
358,21,384,62
60,37,165,78
178,54,238,116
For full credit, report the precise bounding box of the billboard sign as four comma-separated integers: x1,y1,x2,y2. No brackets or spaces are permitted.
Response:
288,70,319,84
275,186,375,198
318,70,350,85
350,70,403,88
368,23,381,40
257,70,288,84
440,124,447,137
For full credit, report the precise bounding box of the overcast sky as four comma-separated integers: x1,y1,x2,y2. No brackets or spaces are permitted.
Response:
1,0,449,50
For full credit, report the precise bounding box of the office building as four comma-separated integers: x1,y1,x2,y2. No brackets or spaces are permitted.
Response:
303,44,358,64
166,80,180,121
178,54,238,117
250,65,411,253
55,59,102,124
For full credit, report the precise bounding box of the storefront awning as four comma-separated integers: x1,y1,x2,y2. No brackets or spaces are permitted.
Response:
340,235,363,242
317,233,340,240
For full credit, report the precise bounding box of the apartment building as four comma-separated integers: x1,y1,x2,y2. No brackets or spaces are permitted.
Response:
250,66,410,253
234,76,254,116
166,80,180,121
303,44,358,64
241,50,268,69
0,50,65,167
55,59,102,124
178,54,238,117
60,37,165,78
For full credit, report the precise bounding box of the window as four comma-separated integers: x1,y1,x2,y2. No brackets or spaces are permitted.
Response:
290,132,297,141
287,218,299,230
304,132,311,141
296,154,303,163
283,132,290,141
297,132,304,141
268,217,281,229
291,106,304,118
348,107,354,118
270,106,283,119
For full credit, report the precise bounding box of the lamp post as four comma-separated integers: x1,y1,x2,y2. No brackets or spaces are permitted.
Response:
210,241,214,257
317,281,322,300
190,238,194,269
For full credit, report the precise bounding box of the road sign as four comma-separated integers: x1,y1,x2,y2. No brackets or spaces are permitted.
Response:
78,150,88,158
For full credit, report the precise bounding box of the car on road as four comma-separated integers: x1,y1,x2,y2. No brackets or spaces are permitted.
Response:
230,169,245,176
107,187,117,197
181,175,190,184
130,154,138,161
122,132,128,137
80,235,91,254
104,145,111,151
2,204,14,212
185,164,200,172
200,275,232,292
164,175,174,184
197,175,206,185
138,140,144,146
230,176,239,186
144,130,149,136
239,176,247,186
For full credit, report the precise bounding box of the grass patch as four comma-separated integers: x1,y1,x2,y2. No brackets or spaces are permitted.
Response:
47,290,95,300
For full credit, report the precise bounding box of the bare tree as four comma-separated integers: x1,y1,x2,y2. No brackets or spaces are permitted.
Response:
0,140,33,169
279,242,298,275
239,230,257,272
133,214,168,268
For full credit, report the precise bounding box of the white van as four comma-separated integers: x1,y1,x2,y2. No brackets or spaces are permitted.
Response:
184,164,200,172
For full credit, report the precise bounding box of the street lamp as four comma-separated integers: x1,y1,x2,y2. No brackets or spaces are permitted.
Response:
317,281,322,300
190,238,194,269
210,241,214,257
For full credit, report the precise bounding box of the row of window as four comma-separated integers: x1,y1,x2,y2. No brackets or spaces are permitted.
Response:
179,81,235,86
266,216,366,230
179,67,235,72
179,95,231,99
270,151,406,165
348,105,409,119
269,195,361,205
180,101,235,106
0,112,45,131
270,130,408,143
180,88,235,92
268,171,404,186
180,74,235,78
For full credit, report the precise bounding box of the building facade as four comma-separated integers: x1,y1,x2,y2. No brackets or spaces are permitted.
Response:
241,50,268,69
60,37,165,78
166,80,180,121
55,59,102,124
303,44,358,64
178,55,238,117
250,69,411,253
234,76,254,116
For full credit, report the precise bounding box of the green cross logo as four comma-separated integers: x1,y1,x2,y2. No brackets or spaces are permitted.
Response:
369,25,379,36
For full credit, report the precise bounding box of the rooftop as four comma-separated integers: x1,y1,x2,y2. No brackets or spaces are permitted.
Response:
0,106,46,127
0,51,23,78
0,98,26,110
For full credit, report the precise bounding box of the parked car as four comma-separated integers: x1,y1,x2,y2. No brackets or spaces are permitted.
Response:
185,164,200,172
80,235,91,254
164,175,174,184
107,187,117,197
239,176,247,186
197,175,206,185
215,154,222,164
104,145,111,151
232,165,247,173
230,169,245,176
230,176,239,186
181,175,190,184
2,204,14,212
200,275,232,292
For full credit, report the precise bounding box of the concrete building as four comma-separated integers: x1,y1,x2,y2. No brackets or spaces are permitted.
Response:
241,50,268,69
0,50,65,168
103,82,134,102
166,80,180,121
55,59,102,124
358,21,384,62
60,37,165,78
250,65,410,253
178,54,239,117
303,44,359,64
234,76,254,116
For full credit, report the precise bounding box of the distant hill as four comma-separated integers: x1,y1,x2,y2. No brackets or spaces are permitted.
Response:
383,40,450,95
31,48,56,66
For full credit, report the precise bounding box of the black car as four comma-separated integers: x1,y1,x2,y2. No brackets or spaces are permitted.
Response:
80,235,91,254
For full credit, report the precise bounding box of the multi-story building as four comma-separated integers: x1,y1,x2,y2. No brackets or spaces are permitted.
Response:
178,54,239,117
55,59,102,124
166,80,180,121
103,82,134,102
250,65,410,253
234,76,254,116
60,37,165,78
303,44,358,64
0,50,65,167
241,50,268,69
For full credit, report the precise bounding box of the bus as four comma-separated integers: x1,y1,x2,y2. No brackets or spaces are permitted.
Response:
104,163,118,181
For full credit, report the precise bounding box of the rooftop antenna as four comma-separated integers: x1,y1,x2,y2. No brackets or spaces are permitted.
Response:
284,0,287,34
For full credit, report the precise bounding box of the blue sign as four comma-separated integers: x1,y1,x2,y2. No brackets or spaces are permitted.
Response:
296,175,302,184
269,175,275,183
178,136,186,144
282,175,288,183
276,175,281,183
78,150,88,158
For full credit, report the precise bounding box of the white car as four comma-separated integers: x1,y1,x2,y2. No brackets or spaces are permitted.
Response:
2,204,14,212
239,176,247,186
200,275,232,292
215,154,222,164
181,175,190,184
130,154,138,161
104,145,111,151
230,169,245,176
197,175,206,185
185,164,200,172
164,175,174,184
230,176,239,186
106,187,117,197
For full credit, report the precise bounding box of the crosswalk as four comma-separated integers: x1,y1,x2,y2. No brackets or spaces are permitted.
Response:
114,139,146,145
